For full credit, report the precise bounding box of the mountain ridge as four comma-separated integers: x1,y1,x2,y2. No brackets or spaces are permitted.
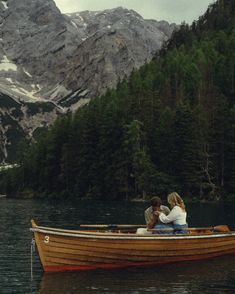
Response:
0,0,176,106
2,0,234,200
0,0,176,162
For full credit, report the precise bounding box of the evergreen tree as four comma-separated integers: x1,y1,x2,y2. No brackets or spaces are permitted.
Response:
1,0,235,201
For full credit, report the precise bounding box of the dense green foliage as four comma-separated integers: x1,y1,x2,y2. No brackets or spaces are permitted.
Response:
1,0,235,200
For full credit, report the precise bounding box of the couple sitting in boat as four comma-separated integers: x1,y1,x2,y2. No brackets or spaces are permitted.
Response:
137,192,188,235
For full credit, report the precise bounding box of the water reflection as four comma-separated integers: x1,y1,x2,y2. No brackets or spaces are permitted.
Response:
0,198,234,293
37,256,235,294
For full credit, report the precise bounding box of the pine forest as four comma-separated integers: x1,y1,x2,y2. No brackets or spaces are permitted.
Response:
1,0,235,202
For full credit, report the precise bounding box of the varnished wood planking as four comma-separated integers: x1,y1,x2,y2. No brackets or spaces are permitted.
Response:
43,248,235,267
31,221,235,271
36,231,235,251
41,233,235,251
40,239,235,254
36,236,235,263
45,243,235,257
45,234,235,249
36,234,235,268
42,241,235,259
42,245,235,264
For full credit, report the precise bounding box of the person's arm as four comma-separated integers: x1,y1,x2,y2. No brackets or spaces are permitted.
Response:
145,207,158,229
158,206,179,223
161,206,170,215
144,208,151,224
147,214,158,229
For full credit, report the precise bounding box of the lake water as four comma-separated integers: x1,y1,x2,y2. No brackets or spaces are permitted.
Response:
0,198,235,293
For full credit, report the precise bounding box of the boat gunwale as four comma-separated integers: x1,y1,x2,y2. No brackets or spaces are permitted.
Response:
30,226,235,240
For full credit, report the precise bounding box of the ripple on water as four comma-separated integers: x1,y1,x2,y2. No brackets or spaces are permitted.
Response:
0,199,235,294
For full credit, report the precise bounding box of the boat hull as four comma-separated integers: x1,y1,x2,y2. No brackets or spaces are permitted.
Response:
31,223,235,272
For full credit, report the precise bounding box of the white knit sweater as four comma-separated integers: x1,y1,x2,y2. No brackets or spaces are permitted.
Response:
159,206,187,225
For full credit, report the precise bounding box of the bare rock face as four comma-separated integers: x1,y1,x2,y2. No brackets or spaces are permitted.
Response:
0,0,81,103
0,0,176,105
61,8,176,108
0,0,177,162
0,93,62,163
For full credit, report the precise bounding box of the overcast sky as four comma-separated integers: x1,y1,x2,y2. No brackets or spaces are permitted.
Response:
54,0,215,24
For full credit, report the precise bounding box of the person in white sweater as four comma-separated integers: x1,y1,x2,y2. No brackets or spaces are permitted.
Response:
154,192,188,234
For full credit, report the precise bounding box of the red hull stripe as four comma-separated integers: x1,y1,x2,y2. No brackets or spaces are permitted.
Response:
44,261,168,272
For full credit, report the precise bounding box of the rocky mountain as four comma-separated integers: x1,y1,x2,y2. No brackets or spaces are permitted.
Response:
0,0,177,162
0,93,62,162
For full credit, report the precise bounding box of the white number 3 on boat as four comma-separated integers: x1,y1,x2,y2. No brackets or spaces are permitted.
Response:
44,236,50,244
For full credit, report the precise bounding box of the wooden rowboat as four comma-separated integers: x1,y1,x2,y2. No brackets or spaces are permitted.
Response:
30,220,235,273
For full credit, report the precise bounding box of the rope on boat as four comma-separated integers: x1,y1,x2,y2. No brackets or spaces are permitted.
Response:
30,238,35,281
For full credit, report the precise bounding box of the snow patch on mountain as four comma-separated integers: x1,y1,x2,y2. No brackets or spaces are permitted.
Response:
0,56,17,72
0,0,177,162
1,1,8,10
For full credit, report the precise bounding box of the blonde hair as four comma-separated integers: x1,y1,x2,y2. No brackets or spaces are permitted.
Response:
167,192,186,211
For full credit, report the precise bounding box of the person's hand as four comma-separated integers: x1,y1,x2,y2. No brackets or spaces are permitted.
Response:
153,210,160,216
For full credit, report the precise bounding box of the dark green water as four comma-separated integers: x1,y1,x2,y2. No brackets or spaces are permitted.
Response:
0,198,235,293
